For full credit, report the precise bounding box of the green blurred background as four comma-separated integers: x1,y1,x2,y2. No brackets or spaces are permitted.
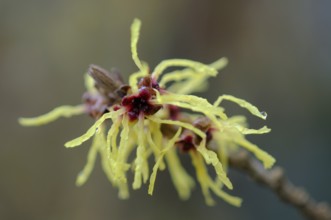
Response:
1,1,331,219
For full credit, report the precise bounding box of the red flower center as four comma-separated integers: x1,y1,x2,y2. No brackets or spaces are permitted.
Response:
121,87,161,121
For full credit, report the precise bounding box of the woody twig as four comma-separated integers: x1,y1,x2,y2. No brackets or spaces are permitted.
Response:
229,150,331,220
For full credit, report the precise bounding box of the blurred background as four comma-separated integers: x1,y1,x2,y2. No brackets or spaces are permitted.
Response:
1,0,331,220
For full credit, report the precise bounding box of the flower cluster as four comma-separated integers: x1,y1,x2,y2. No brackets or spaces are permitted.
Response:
19,19,275,206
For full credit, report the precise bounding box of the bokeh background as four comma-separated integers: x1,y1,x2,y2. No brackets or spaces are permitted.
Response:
1,1,331,220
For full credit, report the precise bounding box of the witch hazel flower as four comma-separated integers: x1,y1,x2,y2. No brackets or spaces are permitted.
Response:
19,18,275,206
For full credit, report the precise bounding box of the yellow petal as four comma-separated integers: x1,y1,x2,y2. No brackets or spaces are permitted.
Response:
65,109,124,148
19,105,84,126
148,127,182,195
214,95,267,120
152,59,217,80
235,138,276,169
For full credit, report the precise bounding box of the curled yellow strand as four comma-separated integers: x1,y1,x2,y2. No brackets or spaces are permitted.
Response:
155,92,227,120
159,57,228,91
190,152,242,206
234,125,271,135
128,63,149,93
130,18,143,71
234,138,275,169
214,95,267,120
133,118,150,189
152,59,217,81
148,127,182,195
113,115,131,183
65,109,125,148
106,117,122,159
147,115,206,139
76,126,106,186
165,148,195,200
197,146,233,190
19,105,85,126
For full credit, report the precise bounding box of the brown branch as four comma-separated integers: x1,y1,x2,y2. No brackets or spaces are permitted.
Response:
229,150,331,220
